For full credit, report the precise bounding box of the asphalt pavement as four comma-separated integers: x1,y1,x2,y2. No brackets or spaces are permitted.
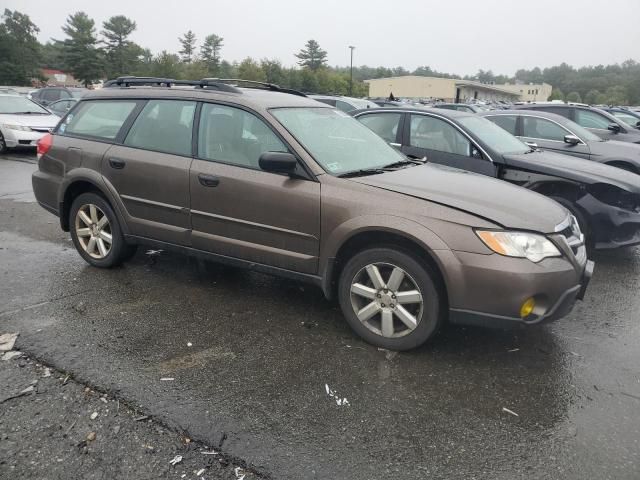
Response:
1,151,639,479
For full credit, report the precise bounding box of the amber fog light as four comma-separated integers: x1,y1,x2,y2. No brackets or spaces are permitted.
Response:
520,297,536,318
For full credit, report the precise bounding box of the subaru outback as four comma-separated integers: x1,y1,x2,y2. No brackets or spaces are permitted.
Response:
32,77,593,350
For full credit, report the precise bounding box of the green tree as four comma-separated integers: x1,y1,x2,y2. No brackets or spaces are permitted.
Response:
40,41,66,70
295,40,327,71
0,9,41,85
237,57,266,81
200,34,223,74
179,30,197,63
549,88,565,101
603,85,628,106
101,15,142,79
150,51,181,78
58,11,103,87
260,58,285,84
566,91,582,103
584,89,601,105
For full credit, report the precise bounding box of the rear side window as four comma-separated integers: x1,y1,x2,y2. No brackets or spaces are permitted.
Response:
522,117,569,141
60,100,137,140
335,100,355,112
488,115,518,135
358,112,402,144
124,100,196,156
42,89,59,102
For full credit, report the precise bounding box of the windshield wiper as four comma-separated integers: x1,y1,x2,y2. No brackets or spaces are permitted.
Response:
9,111,46,115
382,158,425,169
337,168,386,178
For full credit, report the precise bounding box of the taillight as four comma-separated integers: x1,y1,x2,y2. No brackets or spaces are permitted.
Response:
37,133,53,159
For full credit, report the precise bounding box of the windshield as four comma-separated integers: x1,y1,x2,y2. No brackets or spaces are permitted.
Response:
457,115,530,154
271,107,406,175
0,95,49,114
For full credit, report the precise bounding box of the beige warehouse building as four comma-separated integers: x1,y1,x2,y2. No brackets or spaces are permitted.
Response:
365,75,552,103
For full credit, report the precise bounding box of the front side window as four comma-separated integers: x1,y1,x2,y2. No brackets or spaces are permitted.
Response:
60,100,137,140
457,115,529,155
198,103,287,169
612,111,640,126
409,115,471,156
358,112,402,144
271,107,405,175
574,109,612,130
124,100,195,156
487,115,518,135
522,117,570,142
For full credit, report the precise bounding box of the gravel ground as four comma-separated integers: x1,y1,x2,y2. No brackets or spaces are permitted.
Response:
0,347,259,480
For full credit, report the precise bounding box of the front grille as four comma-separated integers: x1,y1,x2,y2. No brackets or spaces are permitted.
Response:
18,140,32,145
556,215,584,258
31,127,52,133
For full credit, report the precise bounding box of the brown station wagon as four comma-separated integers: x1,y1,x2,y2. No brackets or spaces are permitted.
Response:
32,77,593,350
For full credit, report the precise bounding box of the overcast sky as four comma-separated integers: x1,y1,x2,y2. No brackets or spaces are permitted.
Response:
6,0,640,75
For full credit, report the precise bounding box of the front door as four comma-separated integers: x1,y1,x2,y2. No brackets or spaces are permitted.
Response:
402,113,496,176
189,103,321,274
103,99,196,245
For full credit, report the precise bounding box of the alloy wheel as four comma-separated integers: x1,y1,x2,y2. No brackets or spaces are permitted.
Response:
350,262,423,338
74,204,112,259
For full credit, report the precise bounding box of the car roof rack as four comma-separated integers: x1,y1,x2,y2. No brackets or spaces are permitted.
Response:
103,76,306,97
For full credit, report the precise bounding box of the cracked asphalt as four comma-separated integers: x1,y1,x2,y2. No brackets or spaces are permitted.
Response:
1,151,639,479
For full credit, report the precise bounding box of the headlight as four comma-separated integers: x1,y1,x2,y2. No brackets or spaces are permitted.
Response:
476,230,561,263
2,124,32,132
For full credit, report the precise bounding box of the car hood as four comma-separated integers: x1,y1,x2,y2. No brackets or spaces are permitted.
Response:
351,163,568,232
0,113,59,129
504,150,640,194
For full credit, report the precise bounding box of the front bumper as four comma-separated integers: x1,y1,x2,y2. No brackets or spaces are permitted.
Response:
1,127,49,148
441,245,592,328
577,194,640,249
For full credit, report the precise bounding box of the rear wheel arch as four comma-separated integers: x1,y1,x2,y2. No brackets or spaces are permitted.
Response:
60,180,110,231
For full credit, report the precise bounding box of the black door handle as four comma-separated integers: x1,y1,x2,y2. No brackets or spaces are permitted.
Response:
198,173,220,187
108,158,126,169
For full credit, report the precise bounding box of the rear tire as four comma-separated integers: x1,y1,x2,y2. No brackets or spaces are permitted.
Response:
69,192,134,268
338,247,442,351
0,131,8,154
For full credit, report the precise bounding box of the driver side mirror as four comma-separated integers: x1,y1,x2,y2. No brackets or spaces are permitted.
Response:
608,123,621,133
259,152,298,175
564,135,581,145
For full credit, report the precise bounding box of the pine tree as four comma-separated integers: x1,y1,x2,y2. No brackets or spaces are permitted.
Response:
295,40,327,71
179,30,197,63
200,34,223,73
58,12,103,86
101,15,141,79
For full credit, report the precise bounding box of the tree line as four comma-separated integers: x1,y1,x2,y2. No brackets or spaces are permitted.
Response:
1,8,639,104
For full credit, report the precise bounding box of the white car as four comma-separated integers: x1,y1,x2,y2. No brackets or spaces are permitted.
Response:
0,94,60,153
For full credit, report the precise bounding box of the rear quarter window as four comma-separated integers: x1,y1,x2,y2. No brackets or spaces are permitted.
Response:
59,100,138,140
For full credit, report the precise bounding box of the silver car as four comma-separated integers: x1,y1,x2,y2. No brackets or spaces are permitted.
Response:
0,94,60,153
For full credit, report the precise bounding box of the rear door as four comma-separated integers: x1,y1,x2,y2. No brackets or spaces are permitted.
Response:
402,113,496,176
518,115,591,159
189,102,321,274
102,99,196,245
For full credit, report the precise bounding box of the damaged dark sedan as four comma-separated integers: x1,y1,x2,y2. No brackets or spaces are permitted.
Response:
352,107,640,250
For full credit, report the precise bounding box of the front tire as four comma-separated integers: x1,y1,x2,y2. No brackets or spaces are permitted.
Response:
69,192,134,268
338,247,442,351
0,131,8,154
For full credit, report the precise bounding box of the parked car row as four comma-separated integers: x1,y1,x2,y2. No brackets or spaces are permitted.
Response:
31,76,598,351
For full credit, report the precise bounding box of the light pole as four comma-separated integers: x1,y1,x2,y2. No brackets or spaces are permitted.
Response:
348,45,355,96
